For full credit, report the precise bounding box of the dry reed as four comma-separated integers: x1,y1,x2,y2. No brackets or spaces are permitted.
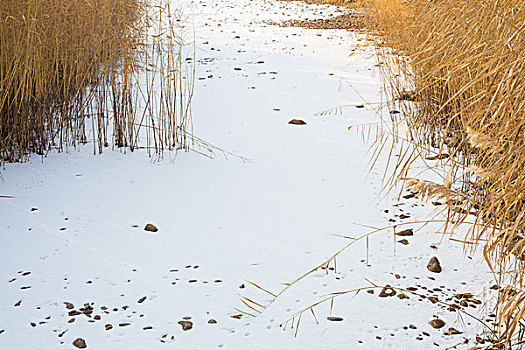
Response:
0,0,193,164
363,0,525,346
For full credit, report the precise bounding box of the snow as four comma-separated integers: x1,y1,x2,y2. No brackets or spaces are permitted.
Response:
0,0,496,349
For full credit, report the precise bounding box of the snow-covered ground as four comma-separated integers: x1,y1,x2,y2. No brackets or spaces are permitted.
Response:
0,0,496,349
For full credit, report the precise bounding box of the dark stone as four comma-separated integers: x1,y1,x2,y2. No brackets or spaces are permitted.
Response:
427,256,442,273
430,318,445,329
144,223,158,232
288,119,307,125
72,338,87,349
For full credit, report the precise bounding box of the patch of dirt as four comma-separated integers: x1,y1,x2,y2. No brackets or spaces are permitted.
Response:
280,13,364,30
279,0,357,6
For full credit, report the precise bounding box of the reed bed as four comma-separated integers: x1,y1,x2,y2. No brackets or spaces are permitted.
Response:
0,0,193,164
362,0,525,346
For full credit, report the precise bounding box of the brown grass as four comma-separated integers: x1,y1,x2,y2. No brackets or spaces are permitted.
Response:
0,0,192,164
363,0,525,346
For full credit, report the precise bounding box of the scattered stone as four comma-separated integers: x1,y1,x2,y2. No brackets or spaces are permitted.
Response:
143,326,153,330
409,324,417,329
327,316,344,322
231,314,243,319
79,304,93,316
398,239,409,245
68,310,81,316
30,322,36,327
379,285,396,297
119,323,131,327
137,296,147,304
64,302,74,309
21,272,31,276
288,119,306,125
427,256,442,273
395,229,413,236
105,324,113,331
239,284,245,289
398,293,409,300
428,296,439,304
144,223,158,232
178,320,193,331
430,318,446,329
72,338,87,349
68,318,75,323
14,300,21,307
444,327,462,335
93,315,101,320
208,319,217,324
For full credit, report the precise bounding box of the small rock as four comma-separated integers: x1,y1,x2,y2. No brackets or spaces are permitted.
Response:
427,256,442,273
379,285,396,297
178,320,193,331
231,314,242,319
137,296,147,304
395,229,413,236
288,119,306,125
444,327,462,335
64,302,74,309
72,338,87,349
398,239,409,245
208,319,217,324
327,316,344,321
430,318,445,329
144,224,158,232
398,293,409,300
14,300,21,307
105,324,113,331
118,323,130,327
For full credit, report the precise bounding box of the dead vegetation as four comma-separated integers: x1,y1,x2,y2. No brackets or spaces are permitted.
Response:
0,0,193,164
362,0,525,347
